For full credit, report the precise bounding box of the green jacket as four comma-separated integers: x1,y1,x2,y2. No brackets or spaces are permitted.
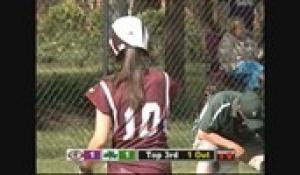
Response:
193,91,264,145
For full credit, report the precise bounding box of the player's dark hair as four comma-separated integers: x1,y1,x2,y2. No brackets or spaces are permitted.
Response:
114,47,150,111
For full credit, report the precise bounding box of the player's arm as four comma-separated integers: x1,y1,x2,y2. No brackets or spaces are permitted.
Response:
193,102,245,157
196,129,244,157
88,109,112,149
79,109,112,173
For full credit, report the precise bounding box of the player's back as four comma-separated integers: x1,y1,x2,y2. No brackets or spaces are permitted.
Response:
208,91,241,108
104,69,169,149
209,91,257,143
85,68,177,173
101,68,171,173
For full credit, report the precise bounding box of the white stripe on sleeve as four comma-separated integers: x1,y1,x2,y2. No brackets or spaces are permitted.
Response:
163,72,170,134
209,103,231,127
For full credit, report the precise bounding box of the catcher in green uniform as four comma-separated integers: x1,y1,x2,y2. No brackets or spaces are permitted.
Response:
192,90,264,173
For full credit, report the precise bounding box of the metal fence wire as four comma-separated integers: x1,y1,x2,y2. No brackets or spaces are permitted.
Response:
36,0,264,171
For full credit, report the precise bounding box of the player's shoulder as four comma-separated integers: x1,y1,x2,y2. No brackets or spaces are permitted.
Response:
101,74,115,83
85,83,101,98
146,68,166,81
85,74,115,96
148,67,165,75
211,91,241,105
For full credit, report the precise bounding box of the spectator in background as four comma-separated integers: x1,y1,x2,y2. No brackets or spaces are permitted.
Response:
253,0,264,64
204,25,225,97
202,0,230,97
217,17,263,91
230,59,264,92
218,17,261,73
228,0,255,32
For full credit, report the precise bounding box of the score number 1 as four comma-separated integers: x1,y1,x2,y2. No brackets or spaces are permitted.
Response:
83,150,101,160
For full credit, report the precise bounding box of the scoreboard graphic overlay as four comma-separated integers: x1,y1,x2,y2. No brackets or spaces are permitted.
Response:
66,149,235,162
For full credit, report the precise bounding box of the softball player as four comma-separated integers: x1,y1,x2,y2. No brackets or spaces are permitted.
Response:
78,16,180,174
193,90,264,173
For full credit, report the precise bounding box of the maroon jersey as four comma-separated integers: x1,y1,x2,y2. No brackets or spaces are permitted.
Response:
85,69,180,173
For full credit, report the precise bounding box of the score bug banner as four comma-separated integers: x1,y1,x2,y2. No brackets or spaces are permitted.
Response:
66,149,235,162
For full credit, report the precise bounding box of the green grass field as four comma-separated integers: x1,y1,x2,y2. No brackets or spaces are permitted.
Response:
36,62,261,173
37,158,258,174
36,119,259,174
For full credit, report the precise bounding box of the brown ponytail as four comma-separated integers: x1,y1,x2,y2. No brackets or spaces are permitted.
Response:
114,47,149,111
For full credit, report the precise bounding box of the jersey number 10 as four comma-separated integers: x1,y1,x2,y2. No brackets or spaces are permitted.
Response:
123,102,165,140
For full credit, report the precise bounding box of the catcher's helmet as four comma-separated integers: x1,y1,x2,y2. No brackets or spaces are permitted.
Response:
238,91,264,131
109,16,149,57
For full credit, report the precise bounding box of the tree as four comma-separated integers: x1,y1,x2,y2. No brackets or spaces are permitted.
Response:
164,0,185,86
131,0,161,15
109,0,129,21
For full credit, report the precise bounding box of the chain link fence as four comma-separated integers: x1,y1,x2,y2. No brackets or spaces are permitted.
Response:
36,0,264,173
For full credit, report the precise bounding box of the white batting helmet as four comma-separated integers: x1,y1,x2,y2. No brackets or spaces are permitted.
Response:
109,16,149,57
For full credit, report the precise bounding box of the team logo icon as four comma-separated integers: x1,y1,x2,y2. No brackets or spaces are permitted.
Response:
102,149,119,161
66,149,84,162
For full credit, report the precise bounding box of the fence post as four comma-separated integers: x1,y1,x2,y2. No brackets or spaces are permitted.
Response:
102,0,109,76
165,0,185,87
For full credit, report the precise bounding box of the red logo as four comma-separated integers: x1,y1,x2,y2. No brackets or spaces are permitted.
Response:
217,150,235,161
